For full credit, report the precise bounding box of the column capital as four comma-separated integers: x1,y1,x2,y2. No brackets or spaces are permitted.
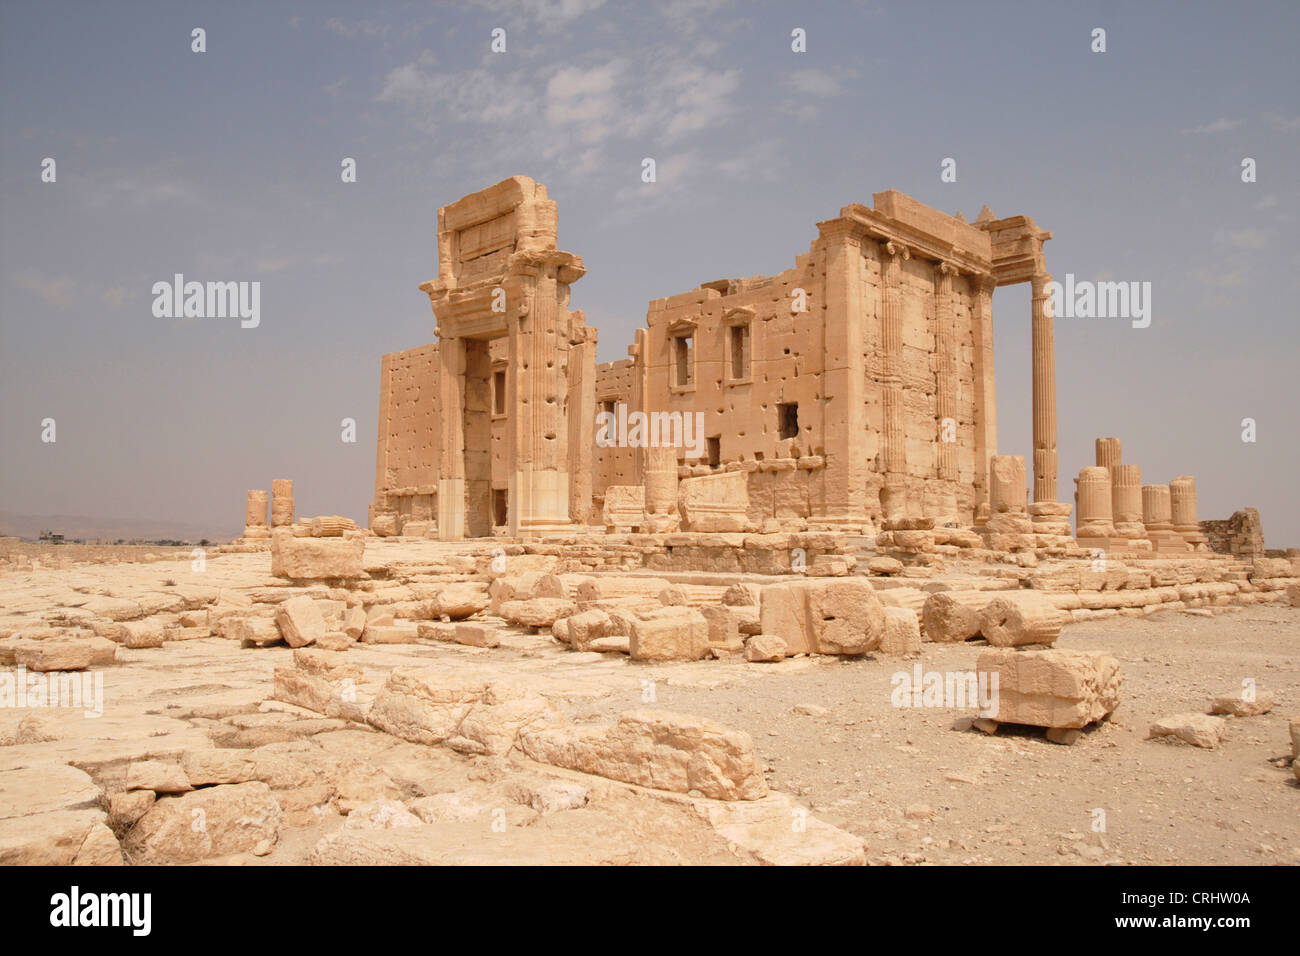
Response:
936,260,959,277
882,239,911,261
818,218,864,245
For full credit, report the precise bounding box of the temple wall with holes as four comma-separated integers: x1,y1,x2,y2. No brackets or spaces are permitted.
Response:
374,179,1052,537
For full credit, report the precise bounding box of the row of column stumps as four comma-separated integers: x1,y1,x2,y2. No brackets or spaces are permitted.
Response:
242,480,293,540
1074,437,1207,552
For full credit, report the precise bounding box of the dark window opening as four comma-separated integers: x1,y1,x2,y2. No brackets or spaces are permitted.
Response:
778,402,799,440
729,324,750,379
492,489,508,527
492,369,506,415
673,334,694,386
707,436,721,467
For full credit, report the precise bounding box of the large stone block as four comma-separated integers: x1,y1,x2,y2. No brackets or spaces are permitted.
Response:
270,528,365,580
122,782,282,864
975,648,1122,729
275,595,326,648
628,606,710,661
602,485,645,532
679,471,750,532
760,579,885,655
366,668,484,746
978,593,1066,647
518,709,768,801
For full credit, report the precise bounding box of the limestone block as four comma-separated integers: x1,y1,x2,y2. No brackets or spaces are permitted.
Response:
602,485,645,531
366,669,484,746
978,593,1066,647
699,605,741,649
498,598,577,629
124,759,191,794
431,583,489,619
679,471,750,532
879,606,922,655
308,515,357,537
275,596,326,649
12,640,93,671
628,606,710,661
370,514,399,537
361,623,420,645
0,809,122,866
108,790,155,834
123,782,282,864
181,751,258,787
758,579,885,656
565,609,616,651
1148,713,1226,749
517,709,768,801
975,648,1122,729
1209,691,1274,717
743,634,787,662
920,592,983,643
229,617,282,647
657,585,689,606
447,682,565,756
342,605,367,639
121,620,165,649
454,624,500,648
271,528,365,580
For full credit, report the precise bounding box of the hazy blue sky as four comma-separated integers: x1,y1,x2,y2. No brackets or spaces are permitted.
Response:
2,0,1297,544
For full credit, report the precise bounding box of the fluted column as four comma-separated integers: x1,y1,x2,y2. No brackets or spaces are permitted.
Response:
1112,464,1147,539
437,336,466,540
271,479,294,528
988,455,1027,514
817,221,868,527
970,274,998,517
243,489,269,540
641,444,680,533
510,268,574,537
1171,476,1207,549
879,241,909,519
1031,273,1058,502
1143,484,1174,531
1074,466,1115,539
1095,437,1121,475
934,261,958,481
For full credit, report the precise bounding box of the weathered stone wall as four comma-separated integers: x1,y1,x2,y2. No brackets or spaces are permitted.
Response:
379,183,1018,536
373,343,440,526
593,357,639,501
1201,508,1265,559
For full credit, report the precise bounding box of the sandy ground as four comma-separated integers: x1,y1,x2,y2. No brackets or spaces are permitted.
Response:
0,545,1296,865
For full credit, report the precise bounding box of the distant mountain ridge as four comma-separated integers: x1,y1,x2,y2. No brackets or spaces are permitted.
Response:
0,510,236,542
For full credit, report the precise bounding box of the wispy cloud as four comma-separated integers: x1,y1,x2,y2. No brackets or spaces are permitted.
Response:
1220,227,1268,250
1182,117,1242,134
12,268,77,308
1262,111,1300,131
325,17,390,39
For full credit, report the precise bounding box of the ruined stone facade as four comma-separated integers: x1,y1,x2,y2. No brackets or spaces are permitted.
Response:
372,178,596,539
374,178,1064,538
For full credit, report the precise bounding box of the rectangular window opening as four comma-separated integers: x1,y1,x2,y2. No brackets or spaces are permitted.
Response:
778,402,799,440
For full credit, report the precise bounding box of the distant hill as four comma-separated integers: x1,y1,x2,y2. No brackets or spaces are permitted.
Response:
0,511,237,543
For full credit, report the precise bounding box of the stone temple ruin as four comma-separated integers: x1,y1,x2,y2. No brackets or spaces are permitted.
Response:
3,176,1296,868
366,177,1237,561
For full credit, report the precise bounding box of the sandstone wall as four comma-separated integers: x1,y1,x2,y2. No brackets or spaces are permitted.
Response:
373,343,440,525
